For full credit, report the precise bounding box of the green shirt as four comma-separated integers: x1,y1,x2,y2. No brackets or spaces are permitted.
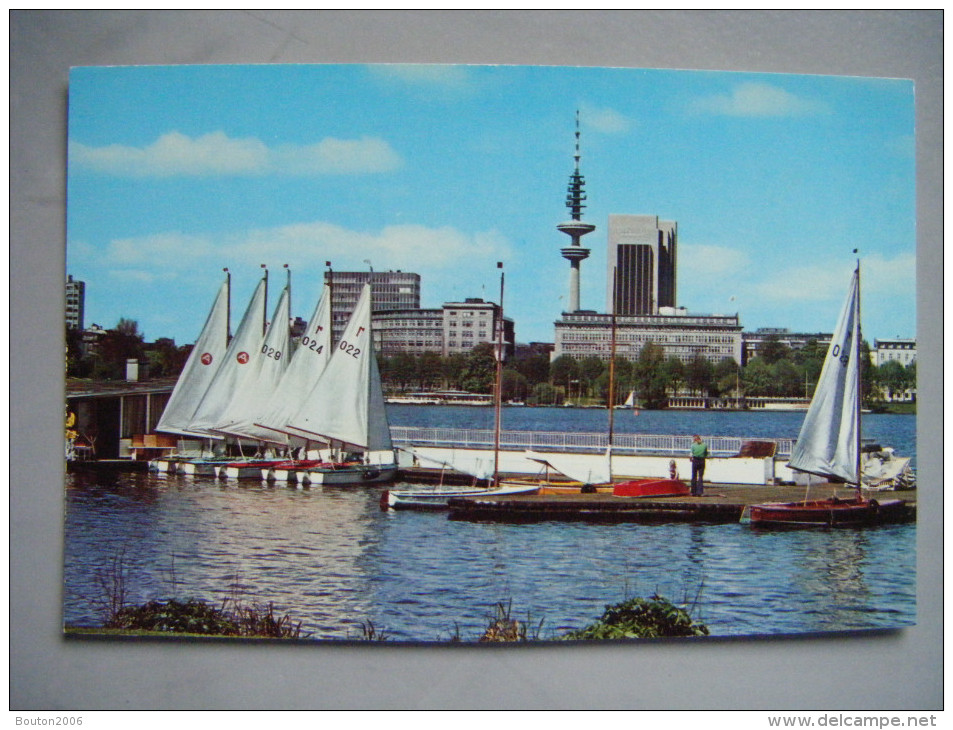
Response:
691,441,709,459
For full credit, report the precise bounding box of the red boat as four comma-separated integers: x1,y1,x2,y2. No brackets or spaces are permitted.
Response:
613,478,690,498
743,496,909,527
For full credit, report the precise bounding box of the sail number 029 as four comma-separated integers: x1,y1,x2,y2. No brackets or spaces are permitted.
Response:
261,345,282,361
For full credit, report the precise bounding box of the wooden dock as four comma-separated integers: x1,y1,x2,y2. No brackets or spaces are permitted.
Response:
447,485,918,524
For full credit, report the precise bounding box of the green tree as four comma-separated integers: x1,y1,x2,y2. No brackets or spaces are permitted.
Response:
550,355,579,400
876,359,913,402
416,352,444,390
742,357,773,396
94,318,145,380
389,353,418,392
442,353,468,391
461,343,497,393
772,359,802,397
578,355,606,398
531,382,559,406
500,368,529,402
511,352,550,387
713,357,740,397
759,335,791,364
791,339,825,397
634,343,668,409
145,337,188,378
685,353,714,396
663,357,685,398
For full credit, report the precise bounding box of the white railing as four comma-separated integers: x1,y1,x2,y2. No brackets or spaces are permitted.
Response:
390,426,794,458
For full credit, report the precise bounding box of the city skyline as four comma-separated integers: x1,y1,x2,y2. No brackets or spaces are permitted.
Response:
66,64,915,347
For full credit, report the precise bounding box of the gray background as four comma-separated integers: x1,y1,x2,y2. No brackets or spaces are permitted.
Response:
10,10,942,710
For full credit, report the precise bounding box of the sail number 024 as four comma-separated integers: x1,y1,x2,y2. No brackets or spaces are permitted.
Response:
300,335,324,354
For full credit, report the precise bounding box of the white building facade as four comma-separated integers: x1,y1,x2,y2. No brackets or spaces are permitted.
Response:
371,298,514,359
554,310,743,364
873,338,917,367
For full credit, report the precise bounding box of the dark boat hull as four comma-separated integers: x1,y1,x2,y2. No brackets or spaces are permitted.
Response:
744,497,909,527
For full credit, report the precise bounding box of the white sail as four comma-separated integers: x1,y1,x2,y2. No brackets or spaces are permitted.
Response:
286,284,392,452
216,284,292,442
252,284,332,445
155,277,230,437
405,447,496,480
524,448,612,485
787,268,860,483
188,276,268,438
623,390,635,407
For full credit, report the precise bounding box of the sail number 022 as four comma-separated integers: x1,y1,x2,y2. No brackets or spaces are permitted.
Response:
339,339,361,358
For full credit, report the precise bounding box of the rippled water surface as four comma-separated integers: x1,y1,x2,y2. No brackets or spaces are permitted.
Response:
64,409,916,642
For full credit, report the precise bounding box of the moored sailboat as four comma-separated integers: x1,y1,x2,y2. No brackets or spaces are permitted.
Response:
186,270,270,476
215,272,294,479
743,262,908,527
384,263,540,509
257,282,334,483
284,283,397,485
150,272,232,474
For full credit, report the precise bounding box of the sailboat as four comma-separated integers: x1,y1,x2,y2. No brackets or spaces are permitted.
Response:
284,283,397,485
185,270,270,475
382,447,538,510
623,390,640,415
215,275,294,479
150,272,232,474
256,283,334,483
744,263,909,527
383,263,540,509
499,266,685,497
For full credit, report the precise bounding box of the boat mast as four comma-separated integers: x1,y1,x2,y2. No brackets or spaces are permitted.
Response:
325,260,333,348
853,256,862,499
493,261,505,487
608,267,617,473
223,267,231,344
261,264,269,335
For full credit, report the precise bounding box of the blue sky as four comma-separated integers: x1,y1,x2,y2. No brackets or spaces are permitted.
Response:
67,64,915,347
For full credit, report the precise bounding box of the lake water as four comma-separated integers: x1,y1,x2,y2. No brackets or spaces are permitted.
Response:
63,408,916,642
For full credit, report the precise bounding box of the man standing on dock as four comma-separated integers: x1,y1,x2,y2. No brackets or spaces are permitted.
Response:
690,434,709,496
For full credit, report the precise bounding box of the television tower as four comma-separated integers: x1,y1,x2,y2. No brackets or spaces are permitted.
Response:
558,110,595,313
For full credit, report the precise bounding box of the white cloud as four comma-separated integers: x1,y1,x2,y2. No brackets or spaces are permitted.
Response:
693,82,826,117
368,63,472,89
69,131,402,177
97,220,511,281
579,103,631,134
678,243,750,276
750,252,915,305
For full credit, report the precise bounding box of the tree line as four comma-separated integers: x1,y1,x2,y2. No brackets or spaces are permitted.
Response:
68,322,915,410
379,335,916,410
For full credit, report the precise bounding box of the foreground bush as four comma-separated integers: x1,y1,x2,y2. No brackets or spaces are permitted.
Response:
104,598,307,638
561,595,708,640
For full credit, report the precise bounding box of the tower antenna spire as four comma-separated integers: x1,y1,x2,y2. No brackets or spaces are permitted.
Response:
559,110,595,312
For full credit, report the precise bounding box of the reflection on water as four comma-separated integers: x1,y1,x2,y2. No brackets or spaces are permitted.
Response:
65,470,916,642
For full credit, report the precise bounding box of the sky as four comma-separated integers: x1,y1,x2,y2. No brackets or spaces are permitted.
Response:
66,63,916,347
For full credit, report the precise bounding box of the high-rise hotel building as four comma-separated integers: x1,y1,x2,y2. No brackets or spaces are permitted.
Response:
607,214,677,316
325,270,421,344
